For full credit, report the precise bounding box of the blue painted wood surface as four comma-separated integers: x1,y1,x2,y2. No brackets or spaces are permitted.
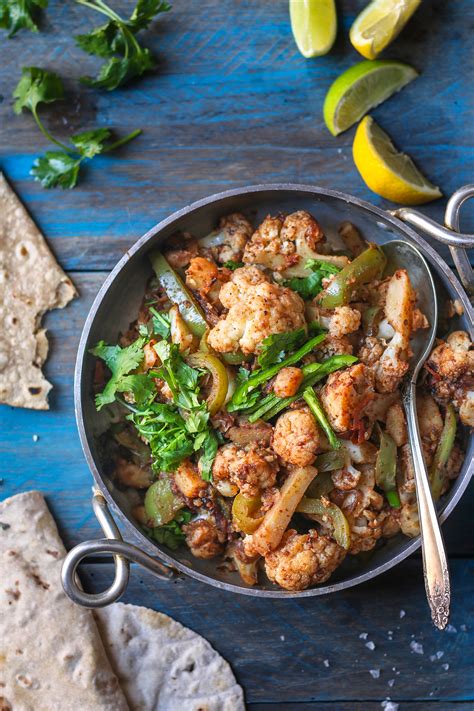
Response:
0,0,473,706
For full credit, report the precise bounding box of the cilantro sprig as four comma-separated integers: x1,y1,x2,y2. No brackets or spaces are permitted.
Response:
91,337,154,409
0,0,47,38
13,67,142,188
146,509,192,550
285,259,340,301
75,0,171,91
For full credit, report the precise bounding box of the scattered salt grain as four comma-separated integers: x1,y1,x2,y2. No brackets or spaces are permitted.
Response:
445,624,457,634
369,669,380,679
32,434,39,442
359,632,368,640
429,650,444,662
280,635,285,642
388,679,395,688
442,663,450,671
460,624,467,632
410,640,424,655
381,700,399,711
388,630,393,635
366,641,376,651
399,610,406,619
323,659,330,668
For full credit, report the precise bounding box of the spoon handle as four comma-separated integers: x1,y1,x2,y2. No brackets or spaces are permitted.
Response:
403,382,451,630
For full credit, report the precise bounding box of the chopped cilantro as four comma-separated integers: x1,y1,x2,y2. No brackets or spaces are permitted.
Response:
223,260,244,271
148,509,192,550
91,337,154,409
285,259,340,301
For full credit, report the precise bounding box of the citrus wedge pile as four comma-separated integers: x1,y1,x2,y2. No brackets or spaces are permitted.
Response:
323,60,417,136
289,0,337,58
350,0,422,60
353,116,442,205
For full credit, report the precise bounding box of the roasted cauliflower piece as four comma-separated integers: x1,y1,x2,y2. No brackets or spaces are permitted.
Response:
425,331,474,426
264,528,346,591
306,303,361,338
173,460,207,500
320,363,374,433
183,518,226,559
204,213,253,264
374,269,417,393
163,235,199,269
272,366,304,398
243,211,324,273
272,408,321,466
385,403,408,447
212,443,279,498
207,266,306,355
226,540,259,586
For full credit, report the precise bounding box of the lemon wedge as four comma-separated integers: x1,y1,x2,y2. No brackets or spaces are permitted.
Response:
290,0,337,58
353,116,442,205
350,0,422,60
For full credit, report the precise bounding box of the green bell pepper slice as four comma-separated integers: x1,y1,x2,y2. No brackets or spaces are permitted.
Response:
302,386,340,450
318,244,387,309
296,496,351,550
430,403,457,501
375,429,400,508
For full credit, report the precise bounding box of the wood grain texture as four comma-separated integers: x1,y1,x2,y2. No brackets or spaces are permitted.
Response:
0,0,473,270
0,271,472,552
80,560,474,704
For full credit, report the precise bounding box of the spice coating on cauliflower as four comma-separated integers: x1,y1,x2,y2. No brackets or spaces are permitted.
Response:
183,518,226,559
272,366,304,398
207,266,306,355
425,331,474,426
243,211,324,272
212,443,279,497
207,213,253,265
272,408,321,466
320,363,374,434
264,529,346,591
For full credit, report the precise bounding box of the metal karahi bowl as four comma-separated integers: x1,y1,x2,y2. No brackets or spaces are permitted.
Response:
62,184,474,608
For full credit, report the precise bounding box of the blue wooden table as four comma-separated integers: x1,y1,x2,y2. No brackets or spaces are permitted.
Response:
1,1,473,707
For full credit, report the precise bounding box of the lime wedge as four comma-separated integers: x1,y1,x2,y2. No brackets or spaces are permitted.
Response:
350,0,422,60
323,60,418,136
290,0,337,58
353,116,442,205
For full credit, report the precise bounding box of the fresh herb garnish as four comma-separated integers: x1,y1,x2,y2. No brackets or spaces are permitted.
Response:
258,325,309,369
285,259,340,301
0,0,47,38
75,0,171,91
148,509,192,550
223,260,244,271
13,67,141,188
91,337,154,409
150,307,171,339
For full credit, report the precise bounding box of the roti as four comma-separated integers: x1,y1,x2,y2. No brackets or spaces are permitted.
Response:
95,603,245,711
0,491,128,711
0,491,245,711
0,173,76,409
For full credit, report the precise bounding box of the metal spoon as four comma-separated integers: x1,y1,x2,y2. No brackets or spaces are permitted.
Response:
382,239,449,630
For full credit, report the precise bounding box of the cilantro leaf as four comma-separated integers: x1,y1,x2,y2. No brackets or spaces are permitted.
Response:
91,337,148,409
129,0,171,31
0,0,48,38
70,128,111,158
13,66,64,115
31,152,81,189
258,325,309,369
149,307,171,339
198,429,218,481
223,260,244,271
129,403,195,471
75,0,170,91
285,259,340,301
148,508,191,550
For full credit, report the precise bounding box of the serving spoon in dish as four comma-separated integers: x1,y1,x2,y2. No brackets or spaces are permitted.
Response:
382,239,449,630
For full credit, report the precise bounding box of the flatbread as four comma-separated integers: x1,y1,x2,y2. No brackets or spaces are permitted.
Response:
0,491,129,711
95,603,245,711
0,173,76,409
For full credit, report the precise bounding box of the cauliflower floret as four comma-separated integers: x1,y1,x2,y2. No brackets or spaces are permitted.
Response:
272,408,321,466
417,393,443,457
204,213,253,265
212,443,279,497
374,269,416,393
225,541,259,586
163,234,199,269
207,266,306,355
314,335,353,360
425,331,474,426
306,303,361,338
183,518,226,559
243,211,324,273
264,528,346,591
400,502,420,538
272,367,304,398
320,363,374,433
385,403,408,447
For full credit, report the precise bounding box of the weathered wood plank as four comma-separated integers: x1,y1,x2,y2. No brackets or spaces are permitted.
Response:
0,0,472,270
0,271,473,552
80,559,474,704
248,706,474,710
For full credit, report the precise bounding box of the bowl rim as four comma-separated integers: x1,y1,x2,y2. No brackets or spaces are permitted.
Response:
74,183,474,598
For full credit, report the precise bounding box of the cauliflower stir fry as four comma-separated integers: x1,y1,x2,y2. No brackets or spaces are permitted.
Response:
92,209,471,593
